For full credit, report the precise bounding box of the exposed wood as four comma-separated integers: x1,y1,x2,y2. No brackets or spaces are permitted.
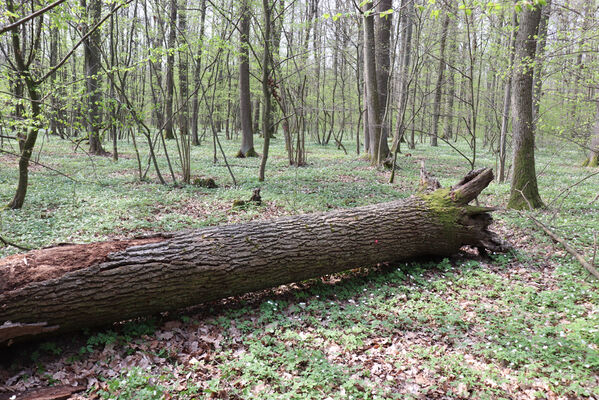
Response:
0,384,85,400
0,169,504,344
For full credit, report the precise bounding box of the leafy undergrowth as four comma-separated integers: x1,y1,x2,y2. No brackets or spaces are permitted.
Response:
1,135,598,399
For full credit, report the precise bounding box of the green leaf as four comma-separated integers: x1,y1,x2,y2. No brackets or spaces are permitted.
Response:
379,8,393,18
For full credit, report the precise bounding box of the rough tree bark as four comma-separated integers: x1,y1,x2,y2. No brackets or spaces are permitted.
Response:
443,16,456,141
583,103,599,167
532,0,552,124
258,0,272,181
431,13,450,147
237,0,257,158
82,0,107,155
375,0,392,159
164,0,177,140
392,0,414,151
7,2,42,210
363,2,384,165
177,0,191,183
191,0,207,146
499,10,518,183
508,4,544,209
0,169,504,344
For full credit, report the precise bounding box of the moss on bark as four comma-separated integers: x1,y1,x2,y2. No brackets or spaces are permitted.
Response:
419,188,461,229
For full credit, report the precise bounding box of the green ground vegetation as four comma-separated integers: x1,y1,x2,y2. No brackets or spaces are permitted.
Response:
0,135,598,399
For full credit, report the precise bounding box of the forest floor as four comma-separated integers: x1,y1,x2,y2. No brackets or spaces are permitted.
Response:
0,134,598,399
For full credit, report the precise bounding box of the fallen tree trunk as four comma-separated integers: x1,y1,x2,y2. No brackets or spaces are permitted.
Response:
0,168,504,344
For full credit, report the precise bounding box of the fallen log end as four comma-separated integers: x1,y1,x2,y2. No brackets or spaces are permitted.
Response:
0,321,59,346
418,168,509,255
0,384,86,400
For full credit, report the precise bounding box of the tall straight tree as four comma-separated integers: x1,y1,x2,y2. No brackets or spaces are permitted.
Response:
532,0,552,123
499,9,518,183
191,0,207,146
81,0,106,155
393,0,414,150
164,0,177,140
443,14,456,141
178,0,190,182
583,103,599,167
258,0,272,181
375,0,391,159
5,1,42,209
431,13,450,146
508,3,544,210
237,0,256,157
363,1,384,165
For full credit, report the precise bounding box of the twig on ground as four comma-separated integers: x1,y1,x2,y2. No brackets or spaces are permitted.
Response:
528,216,599,280
0,235,32,251
515,188,598,280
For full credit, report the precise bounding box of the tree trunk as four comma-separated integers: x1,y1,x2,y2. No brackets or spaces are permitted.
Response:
7,2,42,210
164,0,177,140
532,0,552,124
443,17,456,141
253,98,260,136
82,0,106,155
258,0,272,181
178,0,190,182
499,10,518,183
393,0,414,151
49,27,59,137
363,2,384,166
375,0,392,158
0,169,503,344
508,5,544,210
431,13,450,147
191,0,207,146
109,5,118,161
237,0,256,158
583,102,599,167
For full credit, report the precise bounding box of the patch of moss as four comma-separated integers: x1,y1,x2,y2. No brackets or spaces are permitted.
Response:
418,188,461,230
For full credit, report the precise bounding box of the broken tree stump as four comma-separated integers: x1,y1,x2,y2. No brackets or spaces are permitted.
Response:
0,168,504,344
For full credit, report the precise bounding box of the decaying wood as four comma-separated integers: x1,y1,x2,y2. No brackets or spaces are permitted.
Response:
529,215,599,280
0,384,85,400
0,168,505,344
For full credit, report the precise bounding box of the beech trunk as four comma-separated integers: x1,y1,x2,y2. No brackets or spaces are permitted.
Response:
0,169,503,345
